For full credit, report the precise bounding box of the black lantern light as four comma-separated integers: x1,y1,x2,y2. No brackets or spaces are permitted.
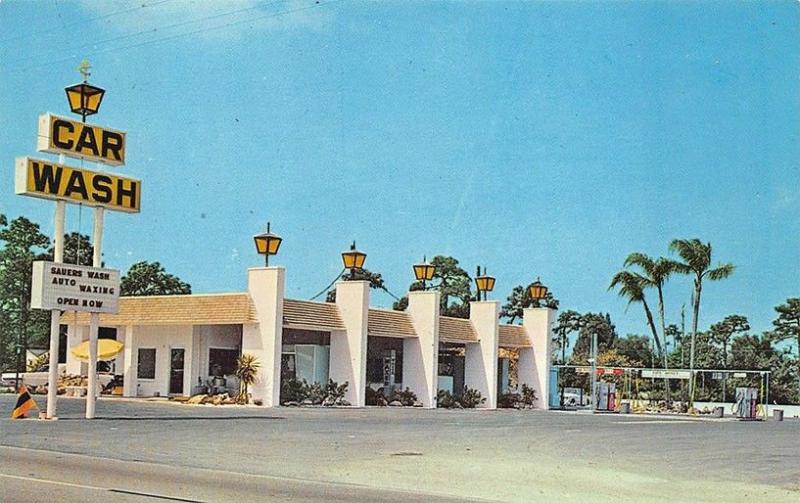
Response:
253,222,282,266
64,60,105,122
413,256,436,289
474,266,496,301
528,278,548,302
341,241,367,279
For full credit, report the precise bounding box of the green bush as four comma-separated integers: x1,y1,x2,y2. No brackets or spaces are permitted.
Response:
521,384,537,407
280,377,308,404
323,379,349,406
498,391,522,408
389,387,418,406
437,389,458,408
459,386,486,408
366,386,387,406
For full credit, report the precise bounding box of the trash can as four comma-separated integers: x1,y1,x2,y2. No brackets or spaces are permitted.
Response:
774,409,784,422
619,402,631,414
713,406,724,418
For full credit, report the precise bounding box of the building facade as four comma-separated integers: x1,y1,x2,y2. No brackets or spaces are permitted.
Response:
64,267,555,409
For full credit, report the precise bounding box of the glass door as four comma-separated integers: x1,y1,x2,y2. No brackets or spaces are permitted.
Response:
170,348,185,395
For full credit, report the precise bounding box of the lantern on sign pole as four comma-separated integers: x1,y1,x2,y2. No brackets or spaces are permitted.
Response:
64,60,105,122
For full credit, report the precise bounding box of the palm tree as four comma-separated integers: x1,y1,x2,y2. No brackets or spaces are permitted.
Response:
609,271,663,355
624,254,675,371
669,239,735,405
234,354,260,405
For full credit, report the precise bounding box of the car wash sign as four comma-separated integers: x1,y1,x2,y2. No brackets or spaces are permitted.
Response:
37,113,126,166
30,261,120,314
15,157,140,212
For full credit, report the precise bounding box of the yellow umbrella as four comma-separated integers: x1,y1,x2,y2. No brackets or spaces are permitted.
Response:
70,339,124,361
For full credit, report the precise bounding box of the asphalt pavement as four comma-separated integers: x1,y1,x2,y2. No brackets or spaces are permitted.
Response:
0,395,798,502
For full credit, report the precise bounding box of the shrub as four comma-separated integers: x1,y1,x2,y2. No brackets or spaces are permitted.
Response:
389,387,418,406
306,381,326,405
323,379,349,406
437,389,458,408
459,386,486,408
280,378,308,404
521,384,537,407
234,354,260,404
498,391,522,409
366,386,387,406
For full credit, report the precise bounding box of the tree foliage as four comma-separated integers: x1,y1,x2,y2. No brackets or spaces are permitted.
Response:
0,215,51,370
392,255,475,318
326,267,389,303
120,261,191,296
500,283,559,324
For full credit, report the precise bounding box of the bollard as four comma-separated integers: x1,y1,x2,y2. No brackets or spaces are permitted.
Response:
774,409,784,422
713,406,724,418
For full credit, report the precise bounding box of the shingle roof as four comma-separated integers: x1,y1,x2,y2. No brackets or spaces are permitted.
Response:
439,316,478,343
62,293,257,326
499,324,531,347
367,308,416,338
282,299,345,331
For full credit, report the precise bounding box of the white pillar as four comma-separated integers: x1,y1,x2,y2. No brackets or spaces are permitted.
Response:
330,280,369,407
403,290,440,408
243,267,284,407
86,207,104,419
519,307,556,410
122,326,136,397
45,200,66,419
465,301,499,409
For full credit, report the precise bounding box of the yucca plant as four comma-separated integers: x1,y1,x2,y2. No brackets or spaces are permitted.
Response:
234,353,260,405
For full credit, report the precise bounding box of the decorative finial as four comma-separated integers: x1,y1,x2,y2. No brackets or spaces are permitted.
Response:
78,59,92,81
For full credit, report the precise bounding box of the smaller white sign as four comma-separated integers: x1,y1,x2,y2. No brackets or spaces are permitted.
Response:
641,369,692,380
31,261,120,314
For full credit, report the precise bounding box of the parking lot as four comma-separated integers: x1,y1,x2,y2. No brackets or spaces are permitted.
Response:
1,395,798,502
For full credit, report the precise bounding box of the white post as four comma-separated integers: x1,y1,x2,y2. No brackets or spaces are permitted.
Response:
122,325,136,397
243,267,285,407
86,207,104,419
403,290,440,408
45,200,66,419
519,307,556,410
330,280,369,407
465,300,499,409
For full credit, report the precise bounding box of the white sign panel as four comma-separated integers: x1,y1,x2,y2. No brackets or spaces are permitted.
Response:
31,261,120,314
641,369,692,380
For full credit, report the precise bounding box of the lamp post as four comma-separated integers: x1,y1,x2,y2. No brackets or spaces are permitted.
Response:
253,222,283,266
412,256,436,289
474,266,495,301
341,241,366,280
528,277,548,304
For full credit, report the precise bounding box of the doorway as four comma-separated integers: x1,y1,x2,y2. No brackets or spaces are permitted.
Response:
170,348,185,395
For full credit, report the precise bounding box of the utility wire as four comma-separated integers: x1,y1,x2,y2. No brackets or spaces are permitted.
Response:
5,0,284,68
0,0,175,44
309,268,345,301
13,0,342,74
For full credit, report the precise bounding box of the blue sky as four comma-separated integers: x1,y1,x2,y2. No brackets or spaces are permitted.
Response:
1,1,798,345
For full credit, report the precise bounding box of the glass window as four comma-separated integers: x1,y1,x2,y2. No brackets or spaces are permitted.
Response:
137,348,156,379
209,348,239,376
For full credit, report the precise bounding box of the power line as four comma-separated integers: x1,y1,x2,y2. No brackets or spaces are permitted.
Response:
0,0,175,44
12,0,342,75
309,269,345,301
4,0,284,69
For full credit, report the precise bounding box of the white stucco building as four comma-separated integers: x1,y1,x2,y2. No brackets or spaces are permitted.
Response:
64,267,555,409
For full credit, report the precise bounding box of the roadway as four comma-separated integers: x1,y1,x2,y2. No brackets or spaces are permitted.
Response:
1,395,798,502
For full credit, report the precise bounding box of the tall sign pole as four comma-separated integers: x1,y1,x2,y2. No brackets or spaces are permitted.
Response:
16,60,140,420
86,206,104,419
